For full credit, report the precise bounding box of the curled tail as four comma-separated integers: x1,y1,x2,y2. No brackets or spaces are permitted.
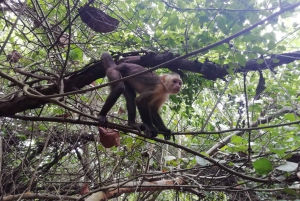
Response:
101,52,117,70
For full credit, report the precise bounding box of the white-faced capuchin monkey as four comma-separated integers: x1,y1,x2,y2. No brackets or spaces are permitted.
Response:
98,52,182,140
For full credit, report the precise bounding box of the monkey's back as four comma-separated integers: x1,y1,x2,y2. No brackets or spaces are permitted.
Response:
101,52,161,90
118,63,161,94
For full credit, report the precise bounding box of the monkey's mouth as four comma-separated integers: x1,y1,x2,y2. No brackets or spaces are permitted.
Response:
172,89,180,94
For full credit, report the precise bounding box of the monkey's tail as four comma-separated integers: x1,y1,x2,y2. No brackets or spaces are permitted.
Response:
101,52,117,70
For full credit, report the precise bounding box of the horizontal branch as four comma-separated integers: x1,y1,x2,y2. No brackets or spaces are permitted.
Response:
84,178,186,201
2,193,78,201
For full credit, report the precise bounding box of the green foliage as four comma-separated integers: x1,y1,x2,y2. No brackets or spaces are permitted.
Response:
1,0,300,200
227,136,248,153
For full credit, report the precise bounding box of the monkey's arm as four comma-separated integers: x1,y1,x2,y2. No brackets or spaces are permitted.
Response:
151,110,171,140
135,94,159,138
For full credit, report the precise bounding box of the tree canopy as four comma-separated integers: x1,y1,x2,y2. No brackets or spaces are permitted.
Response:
1,0,300,200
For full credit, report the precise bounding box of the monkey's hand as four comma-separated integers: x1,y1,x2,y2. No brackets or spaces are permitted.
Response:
98,115,108,127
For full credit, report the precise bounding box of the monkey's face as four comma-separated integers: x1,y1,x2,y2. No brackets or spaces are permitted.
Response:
162,74,182,94
170,77,182,94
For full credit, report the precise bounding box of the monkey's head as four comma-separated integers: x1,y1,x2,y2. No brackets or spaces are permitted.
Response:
161,73,182,94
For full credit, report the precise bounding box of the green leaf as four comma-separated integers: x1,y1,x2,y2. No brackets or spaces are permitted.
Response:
283,188,300,197
177,0,185,8
17,134,27,140
253,158,273,175
38,125,47,131
213,44,228,52
284,114,296,121
267,41,276,49
69,48,83,61
116,151,124,156
124,137,133,145
242,33,256,42
231,136,243,144
97,144,105,151
277,45,286,51
158,2,164,10
235,52,246,67
263,32,276,41
216,16,227,33
247,53,257,59
269,147,286,155
252,46,264,53
256,59,264,64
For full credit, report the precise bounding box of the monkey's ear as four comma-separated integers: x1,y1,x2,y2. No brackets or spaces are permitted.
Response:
161,74,167,83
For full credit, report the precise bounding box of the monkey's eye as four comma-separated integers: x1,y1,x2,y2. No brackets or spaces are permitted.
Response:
173,80,182,86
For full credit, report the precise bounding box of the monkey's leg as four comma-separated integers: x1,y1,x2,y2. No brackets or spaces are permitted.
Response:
123,84,141,130
98,69,124,127
136,94,158,138
151,110,172,140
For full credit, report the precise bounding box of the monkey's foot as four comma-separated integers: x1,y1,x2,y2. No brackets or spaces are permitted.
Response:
128,122,145,133
163,131,171,140
165,133,176,141
146,129,158,138
128,122,157,137
140,124,158,138
98,115,108,127
158,128,172,140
